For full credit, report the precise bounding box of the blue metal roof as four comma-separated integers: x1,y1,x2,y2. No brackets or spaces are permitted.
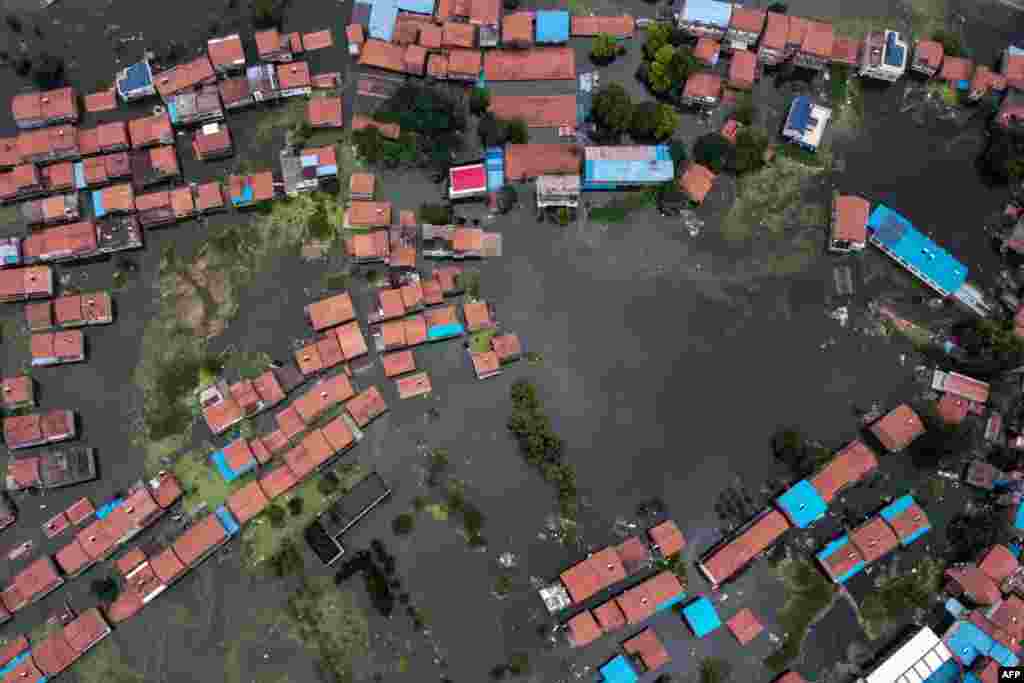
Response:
0,652,29,678
535,10,570,44
583,146,674,186
943,597,966,618
656,592,687,613
867,205,968,296
231,182,254,206
923,659,962,683
992,641,1019,667
428,323,464,339
92,190,106,217
786,96,813,132
681,0,732,26
884,32,905,67
775,480,827,529
95,498,123,519
215,505,241,537
879,494,914,521
396,0,435,13
369,0,399,41
945,621,985,666
1010,542,1023,558
486,147,504,192
600,655,638,683
682,596,721,638
1015,503,1024,531
73,162,86,190
117,60,153,94
816,535,866,583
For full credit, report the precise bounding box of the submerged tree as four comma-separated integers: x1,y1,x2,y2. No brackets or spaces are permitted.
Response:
591,83,634,137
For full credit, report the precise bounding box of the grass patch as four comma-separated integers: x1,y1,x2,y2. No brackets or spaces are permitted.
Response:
566,0,593,15
254,99,307,146
908,0,949,39
829,65,864,133
171,447,239,514
323,272,350,292
167,601,195,627
424,503,449,521
927,79,959,106
241,462,366,569
469,328,498,353
859,557,944,640
69,638,144,683
220,349,273,381
283,576,370,683
766,234,822,277
764,554,837,672
828,16,895,39
721,155,829,245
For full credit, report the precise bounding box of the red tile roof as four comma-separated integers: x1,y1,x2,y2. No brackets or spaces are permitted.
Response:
1,654,44,683
149,546,186,585
800,20,833,59
884,501,929,545
849,517,899,563
55,539,93,575
615,571,684,624
484,47,575,81
570,15,634,37
128,112,173,148
321,414,355,452
382,350,416,377
915,40,944,69
359,39,407,74
351,114,401,140
683,72,722,101
870,404,925,452
505,143,580,181
227,480,270,524
941,56,974,83
1,375,33,407
726,608,763,645
623,628,671,671
729,50,757,89
701,509,790,585
255,28,288,57
980,545,1020,584
32,631,76,676
65,497,94,525
463,301,493,332
560,547,627,603
786,16,809,47
730,7,766,33
648,520,685,557
937,393,969,425
346,386,387,427
616,536,652,574
947,565,1001,605
567,611,602,648
172,513,227,567
84,89,117,113
989,595,1024,645
396,371,431,399
832,194,870,244
939,371,990,403
470,0,499,25
154,56,216,98
307,292,356,331
593,600,626,633
679,163,715,204
302,30,333,51
443,21,476,48
4,556,62,612
277,61,311,90
308,97,343,128
809,440,877,503
63,608,110,654
831,37,860,65
403,45,427,76
502,13,533,44
207,34,245,69
11,87,78,124
259,464,299,499
818,536,864,583
695,38,720,65
489,95,577,128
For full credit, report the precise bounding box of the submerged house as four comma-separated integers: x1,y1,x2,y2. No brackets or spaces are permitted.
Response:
11,87,79,130
858,30,908,82
829,194,870,253
782,97,831,152
20,194,80,226
218,65,280,110
911,39,944,77
724,7,765,52
793,20,833,71
131,146,180,188
192,122,233,161
166,85,224,127
115,59,156,101
228,171,277,208
582,146,674,190
758,12,788,65
678,0,732,40
280,146,339,196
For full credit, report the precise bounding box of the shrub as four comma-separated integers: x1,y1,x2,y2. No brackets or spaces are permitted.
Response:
287,497,305,516
654,104,680,140
90,577,119,603
592,83,634,137
392,513,415,535
419,202,451,225
266,504,286,528
252,0,286,29
732,92,757,125
592,33,617,63
507,653,530,676
270,539,305,577
505,118,529,144
502,0,518,8
731,127,769,175
932,29,965,58
317,473,340,496
470,87,491,115
693,132,733,173
630,101,660,140
767,2,787,12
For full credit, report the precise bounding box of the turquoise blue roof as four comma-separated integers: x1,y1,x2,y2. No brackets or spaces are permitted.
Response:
867,205,968,296
924,659,962,683
945,620,1019,667
599,655,638,683
167,101,179,124
656,591,687,613
73,162,86,189
682,596,721,638
879,495,930,546
0,652,29,678
775,480,827,529
215,505,240,537
231,183,254,206
369,0,398,40
1014,503,1024,531
1010,542,1022,558
583,146,674,186
92,190,106,217
486,147,504,192
428,323,464,339
211,445,256,483
397,0,435,13
816,535,866,584
681,0,732,26
535,10,570,43
95,498,123,519
944,597,966,618
992,641,1019,667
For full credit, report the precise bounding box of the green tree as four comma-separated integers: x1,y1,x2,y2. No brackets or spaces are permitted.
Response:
668,139,688,168
648,44,677,93
732,92,757,125
317,472,340,496
591,33,617,63
731,126,769,174
591,83,634,136
643,22,673,60
630,101,660,140
90,577,119,603
932,29,965,58
699,658,732,683
419,203,451,225
252,0,286,28
669,47,699,85
266,504,286,528
505,118,529,144
478,112,506,147
287,496,305,516
392,513,415,535
654,104,680,140
470,87,491,115
693,132,733,173
270,539,305,577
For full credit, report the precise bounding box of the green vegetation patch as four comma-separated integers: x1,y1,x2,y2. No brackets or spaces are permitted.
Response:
927,79,959,106
241,463,367,569
765,554,837,671
859,557,943,640
829,64,864,133
283,577,370,683
469,328,498,353
69,638,144,683
171,447,240,514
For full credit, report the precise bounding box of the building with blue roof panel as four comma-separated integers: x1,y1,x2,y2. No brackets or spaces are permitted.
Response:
775,480,828,529
944,597,966,618
879,494,931,546
115,59,155,101
215,505,241,537
211,449,256,483
582,145,675,190
599,655,638,683
95,498,123,519
867,205,968,297
396,0,435,13
485,147,504,192
369,0,399,41
0,652,30,678
1014,503,1024,533
816,535,866,584
679,0,733,39
682,596,721,638
536,10,570,44
91,190,106,218
782,96,831,152
924,659,963,683
943,619,1020,668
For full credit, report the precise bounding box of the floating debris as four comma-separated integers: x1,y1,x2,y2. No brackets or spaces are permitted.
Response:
828,306,849,327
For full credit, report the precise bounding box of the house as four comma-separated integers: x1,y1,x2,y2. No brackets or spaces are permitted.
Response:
570,15,634,39
255,28,293,62
166,85,224,127
153,56,217,101
489,95,577,129
758,12,788,65
463,300,495,332
911,39,944,77
396,371,431,399
359,39,407,74
345,200,393,229
171,511,237,568
449,161,487,200
678,0,732,40
726,609,764,646
775,479,827,528
3,410,75,449
728,50,758,90
347,24,365,56
96,214,144,256
932,369,989,404
308,96,343,128
0,164,48,203
346,386,388,427
470,0,500,46
200,381,244,435
1,556,64,613
128,112,174,148
418,23,443,49
829,194,871,252
583,146,674,190
615,571,685,624
599,656,639,683
998,89,1024,130
683,597,722,638
678,163,715,205
280,145,338,196
0,264,53,302
592,600,626,633
115,59,156,101
16,125,80,164
502,12,533,46
305,472,391,565
192,122,233,161
809,440,878,502
648,520,685,558
73,152,132,188
277,62,312,98
940,56,974,90
858,629,953,683
505,144,579,183
536,174,580,209
194,181,225,214
53,291,114,327
349,173,376,200
968,66,1007,101
11,87,79,129
535,10,570,44
831,37,860,67
470,350,501,379
979,545,1019,584
228,171,277,207
135,190,177,228
131,145,180,188
870,403,925,452
946,565,1002,605
306,292,356,331
447,48,483,81
30,330,85,366
78,121,130,156
21,194,80,226
616,536,653,575
38,446,97,489
782,97,831,152
1003,46,1024,90
218,65,279,110
816,534,866,584
443,21,476,50
725,7,765,51
382,350,416,378
560,547,627,603
785,16,809,57
207,34,246,74
1,375,34,409
491,332,522,365
879,494,930,546
483,47,575,81
849,516,899,563
693,38,721,66
698,508,791,586
566,611,602,648
681,72,722,107
858,30,908,82
352,114,401,140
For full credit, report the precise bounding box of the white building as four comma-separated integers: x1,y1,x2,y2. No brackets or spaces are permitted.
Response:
536,175,581,209
782,97,831,152
859,30,908,82
856,627,954,683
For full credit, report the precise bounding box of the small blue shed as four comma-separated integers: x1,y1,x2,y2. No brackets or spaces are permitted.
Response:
775,480,828,529
682,596,721,638
535,10,570,44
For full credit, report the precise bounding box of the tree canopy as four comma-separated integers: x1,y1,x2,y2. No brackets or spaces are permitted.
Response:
731,127,769,174
592,33,617,62
693,132,734,173
592,83,634,137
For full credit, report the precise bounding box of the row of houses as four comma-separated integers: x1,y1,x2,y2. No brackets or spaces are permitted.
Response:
5,446,97,492
699,404,930,587
0,607,113,681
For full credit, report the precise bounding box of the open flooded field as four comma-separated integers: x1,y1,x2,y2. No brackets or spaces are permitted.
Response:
0,0,1021,681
